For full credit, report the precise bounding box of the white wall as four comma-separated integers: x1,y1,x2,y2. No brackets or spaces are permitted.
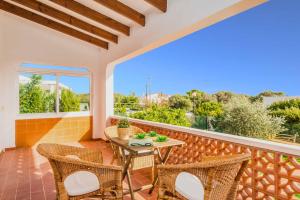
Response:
0,11,105,148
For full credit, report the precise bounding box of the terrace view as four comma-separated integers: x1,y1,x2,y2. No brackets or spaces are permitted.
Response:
1,0,300,200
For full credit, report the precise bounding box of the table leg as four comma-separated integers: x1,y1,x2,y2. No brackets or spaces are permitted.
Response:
149,146,173,194
126,169,135,199
121,149,135,200
122,155,133,180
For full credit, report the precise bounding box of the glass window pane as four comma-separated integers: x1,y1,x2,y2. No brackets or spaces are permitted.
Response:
59,76,90,112
19,73,56,114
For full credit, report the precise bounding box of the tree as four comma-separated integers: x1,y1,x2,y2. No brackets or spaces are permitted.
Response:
130,105,191,127
114,93,127,115
269,99,300,110
186,89,213,113
216,96,285,140
59,89,80,112
19,75,55,113
213,91,234,104
114,93,141,111
250,90,285,102
268,99,300,138
258,90,285,97
195,101,223,117
168,95,192,111
123,94,141,111
270,107,300,123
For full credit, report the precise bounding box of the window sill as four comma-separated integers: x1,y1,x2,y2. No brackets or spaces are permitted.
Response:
16,112,91,120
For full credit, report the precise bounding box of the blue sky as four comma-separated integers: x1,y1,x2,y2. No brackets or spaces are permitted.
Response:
115,0,300,96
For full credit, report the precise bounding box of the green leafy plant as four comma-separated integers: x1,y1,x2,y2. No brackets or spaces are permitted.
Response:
135,133,146,139
117,118,130,128
156,135,168,142
148,131,158,137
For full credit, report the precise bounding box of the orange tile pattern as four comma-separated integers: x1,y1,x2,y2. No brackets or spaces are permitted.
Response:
16,116,93,147
0,140,156,200
111,118,300,200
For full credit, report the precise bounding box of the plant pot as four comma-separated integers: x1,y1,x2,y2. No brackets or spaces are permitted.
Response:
118,127,132,140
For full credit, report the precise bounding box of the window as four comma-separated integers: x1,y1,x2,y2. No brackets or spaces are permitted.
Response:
18,64,91,115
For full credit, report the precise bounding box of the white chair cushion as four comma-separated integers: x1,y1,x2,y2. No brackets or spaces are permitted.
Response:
64,171,100,196
175,172,204,200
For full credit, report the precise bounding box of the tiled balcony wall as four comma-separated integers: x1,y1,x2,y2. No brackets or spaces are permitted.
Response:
111,116,300,200
15,116,93,147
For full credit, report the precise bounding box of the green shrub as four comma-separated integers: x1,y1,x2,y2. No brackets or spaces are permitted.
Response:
130,105,191,127
195,101,223,117
59,89,80,112
168,95,192,111
216,96,286,140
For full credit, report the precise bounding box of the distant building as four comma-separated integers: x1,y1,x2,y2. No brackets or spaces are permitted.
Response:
140,92,170,106
263,96,300,106
19,75,71,93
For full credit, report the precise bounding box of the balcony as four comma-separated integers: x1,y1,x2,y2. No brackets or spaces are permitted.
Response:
1,0,298,199
1,116,300,200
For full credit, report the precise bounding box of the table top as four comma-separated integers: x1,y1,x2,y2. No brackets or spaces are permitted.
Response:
110,136,185,155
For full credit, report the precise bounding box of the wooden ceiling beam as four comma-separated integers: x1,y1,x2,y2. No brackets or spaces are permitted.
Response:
94,0,145,26
11,0,118,43
50,0,130,36
0,1,109,49
145,0,167,12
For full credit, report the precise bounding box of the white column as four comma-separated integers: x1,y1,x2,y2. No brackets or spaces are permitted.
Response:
92,63,115,140
106,64,115,122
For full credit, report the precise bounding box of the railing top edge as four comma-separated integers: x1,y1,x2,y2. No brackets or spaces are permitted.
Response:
110,115,300,157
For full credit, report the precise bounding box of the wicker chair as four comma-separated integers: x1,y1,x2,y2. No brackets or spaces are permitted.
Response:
157,153,251,200
37,143,123,200
104,125,155,172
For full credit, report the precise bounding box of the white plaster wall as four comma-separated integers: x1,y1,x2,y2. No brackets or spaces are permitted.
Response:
0,11,105,148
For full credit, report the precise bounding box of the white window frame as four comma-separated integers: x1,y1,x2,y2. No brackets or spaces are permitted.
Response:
16,66,93,119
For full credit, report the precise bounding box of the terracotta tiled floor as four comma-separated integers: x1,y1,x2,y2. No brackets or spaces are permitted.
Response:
0,140,158,200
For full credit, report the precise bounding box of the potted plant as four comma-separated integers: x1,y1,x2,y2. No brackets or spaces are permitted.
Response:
117,118,131,140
